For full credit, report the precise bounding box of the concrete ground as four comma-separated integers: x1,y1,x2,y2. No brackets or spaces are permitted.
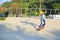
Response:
0,17,60,40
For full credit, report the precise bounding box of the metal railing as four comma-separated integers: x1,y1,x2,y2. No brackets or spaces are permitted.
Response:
4,8,60,19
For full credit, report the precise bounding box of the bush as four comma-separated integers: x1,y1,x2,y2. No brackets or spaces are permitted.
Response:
0,17,6,20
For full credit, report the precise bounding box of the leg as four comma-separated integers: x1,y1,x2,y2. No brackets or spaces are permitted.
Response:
41,20,46,29
39,20,42,28
37,20,42,31
42,20,46,27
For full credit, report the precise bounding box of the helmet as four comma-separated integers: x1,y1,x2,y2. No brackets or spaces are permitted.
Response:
39,10,44,15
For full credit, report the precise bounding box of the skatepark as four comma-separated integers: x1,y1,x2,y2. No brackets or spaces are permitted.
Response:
0,17,60,40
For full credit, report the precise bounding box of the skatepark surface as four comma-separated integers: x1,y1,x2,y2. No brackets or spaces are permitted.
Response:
0,17,60,40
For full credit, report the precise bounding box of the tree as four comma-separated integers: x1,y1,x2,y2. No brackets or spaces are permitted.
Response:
12,0,22,2
10,3,19,17
2,1,12,8
0,6,7,17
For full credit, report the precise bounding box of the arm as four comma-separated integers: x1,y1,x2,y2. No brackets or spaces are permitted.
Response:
43,11,47,13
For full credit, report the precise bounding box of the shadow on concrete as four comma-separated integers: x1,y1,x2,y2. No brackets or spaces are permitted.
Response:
47,29,60,40
21,21,38,30
0,23,48,40
0,24,26,40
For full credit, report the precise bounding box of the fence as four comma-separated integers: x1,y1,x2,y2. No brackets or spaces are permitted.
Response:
4,8,60,19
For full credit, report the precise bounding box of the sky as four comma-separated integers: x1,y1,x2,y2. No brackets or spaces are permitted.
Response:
0,0,11,5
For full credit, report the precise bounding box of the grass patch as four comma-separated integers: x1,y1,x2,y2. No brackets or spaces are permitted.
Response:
0,17,6,20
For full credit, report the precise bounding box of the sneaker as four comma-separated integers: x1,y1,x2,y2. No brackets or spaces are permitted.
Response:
37,28,40,31
37,27,42,31
41,27,44,29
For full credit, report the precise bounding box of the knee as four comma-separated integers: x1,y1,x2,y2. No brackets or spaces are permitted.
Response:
43,23,45,25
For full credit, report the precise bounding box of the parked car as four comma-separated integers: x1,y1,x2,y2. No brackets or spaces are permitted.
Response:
0,14,4,17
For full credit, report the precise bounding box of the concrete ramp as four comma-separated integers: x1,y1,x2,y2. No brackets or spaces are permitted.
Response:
0,17,60,40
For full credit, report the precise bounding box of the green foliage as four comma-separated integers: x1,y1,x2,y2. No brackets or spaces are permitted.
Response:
35,12,39,16
12,0,22,2
2,1,12,8
53,3,60,9
0,17,5,20
21,2,29,8
42,4,47,9
12,0,29,8
1,0,60,17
